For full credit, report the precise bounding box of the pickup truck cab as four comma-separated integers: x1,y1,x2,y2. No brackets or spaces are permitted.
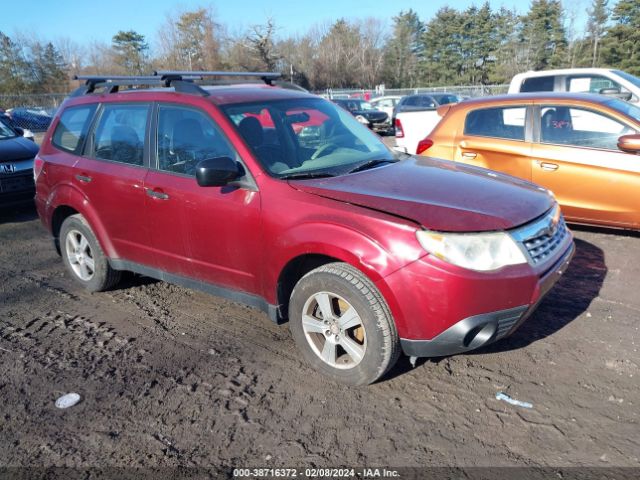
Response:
509,68,640,104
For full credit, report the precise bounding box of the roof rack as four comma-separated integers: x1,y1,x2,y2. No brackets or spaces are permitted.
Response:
71,70,284,97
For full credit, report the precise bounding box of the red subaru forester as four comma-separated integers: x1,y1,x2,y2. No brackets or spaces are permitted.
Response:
35,72,574,385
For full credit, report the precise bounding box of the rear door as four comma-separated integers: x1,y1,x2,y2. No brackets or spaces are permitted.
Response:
76,102,152,264
143,103,262,292
454,104,534,180
531,103,640,228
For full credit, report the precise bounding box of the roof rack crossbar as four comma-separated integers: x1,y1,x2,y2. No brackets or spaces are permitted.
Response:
154,70,282,85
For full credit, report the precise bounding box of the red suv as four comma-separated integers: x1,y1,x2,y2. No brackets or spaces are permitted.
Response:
35,72,574,385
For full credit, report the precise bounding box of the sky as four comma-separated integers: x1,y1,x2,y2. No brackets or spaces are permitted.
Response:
2,0,587,48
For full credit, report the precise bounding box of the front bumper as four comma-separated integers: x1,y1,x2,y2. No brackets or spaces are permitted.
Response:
398,242,575,357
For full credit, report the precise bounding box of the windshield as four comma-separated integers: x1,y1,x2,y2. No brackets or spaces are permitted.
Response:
604,98,640,123
0,117,17,139
222,96,400,178
614,70,640,89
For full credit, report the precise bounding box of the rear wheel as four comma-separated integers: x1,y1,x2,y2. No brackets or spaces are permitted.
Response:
60,214,121,292
289,262,400,385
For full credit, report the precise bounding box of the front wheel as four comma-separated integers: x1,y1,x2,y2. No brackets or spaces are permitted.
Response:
289,263,400,385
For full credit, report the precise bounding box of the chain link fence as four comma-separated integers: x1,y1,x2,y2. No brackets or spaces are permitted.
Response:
0,93,68,132
323,84,510,99
0,85,511,132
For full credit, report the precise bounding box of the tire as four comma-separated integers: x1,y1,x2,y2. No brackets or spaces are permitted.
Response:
59,214,121,292
289,262,400,386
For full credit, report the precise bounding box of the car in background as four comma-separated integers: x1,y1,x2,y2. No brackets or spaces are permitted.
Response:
0,115,39,205
369,95,402,127
429,93,464,106
391,94,438,125
332,98,388,133
6,107,54,132
420,92,640,230
509,68,640,104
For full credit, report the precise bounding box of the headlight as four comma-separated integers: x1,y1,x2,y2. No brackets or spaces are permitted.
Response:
355,115,369,124
416,230,527,271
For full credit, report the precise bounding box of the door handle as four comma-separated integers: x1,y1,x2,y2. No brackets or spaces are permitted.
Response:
75,174,92,183
539,162,559,171
461,152,477,159
145,188,169,200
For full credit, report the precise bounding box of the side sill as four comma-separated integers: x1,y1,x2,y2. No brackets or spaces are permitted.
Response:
108,259,282,324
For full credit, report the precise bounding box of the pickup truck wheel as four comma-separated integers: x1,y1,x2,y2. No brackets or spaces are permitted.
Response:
289,262,400,385
60,214,121,292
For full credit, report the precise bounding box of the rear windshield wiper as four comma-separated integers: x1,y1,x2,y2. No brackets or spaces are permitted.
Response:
346,159,396,174
279,172,335,180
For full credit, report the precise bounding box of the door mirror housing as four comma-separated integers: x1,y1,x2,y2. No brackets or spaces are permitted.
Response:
195,157,243,187
617,134,640,154
599,87,633,101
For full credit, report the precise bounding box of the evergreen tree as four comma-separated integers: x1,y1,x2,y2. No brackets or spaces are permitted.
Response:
0,32,30,94
600,0,640,75
112,30,148,74
519,0,568,70
586,0,609,66
31,42,67,93
421,7,465,85
381,10,424,88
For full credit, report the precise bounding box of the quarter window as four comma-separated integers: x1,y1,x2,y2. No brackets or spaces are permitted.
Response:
91,104,149,166
156,105,236,175
464,106,527,141
52,105,97,153
521,76,554,92
540,106,636,150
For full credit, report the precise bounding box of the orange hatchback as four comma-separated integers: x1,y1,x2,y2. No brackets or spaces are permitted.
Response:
421,93,640,230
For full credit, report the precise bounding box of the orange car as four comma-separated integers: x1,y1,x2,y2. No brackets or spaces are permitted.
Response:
420,93,640,229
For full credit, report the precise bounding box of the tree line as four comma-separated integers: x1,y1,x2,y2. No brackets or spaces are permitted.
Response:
1,0,638,95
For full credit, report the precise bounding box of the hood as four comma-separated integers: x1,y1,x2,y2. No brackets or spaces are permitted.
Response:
290,156,554,232
0,136,39,163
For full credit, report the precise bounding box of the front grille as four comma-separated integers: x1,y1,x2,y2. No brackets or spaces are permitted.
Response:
522,216,568,264
510,206,570,266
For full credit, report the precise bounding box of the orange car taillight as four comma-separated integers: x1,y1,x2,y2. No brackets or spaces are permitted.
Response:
394,118,404,138
416,138,434,155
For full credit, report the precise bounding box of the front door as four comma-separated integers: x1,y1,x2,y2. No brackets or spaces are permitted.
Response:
143,103,262,293
531,104,640,228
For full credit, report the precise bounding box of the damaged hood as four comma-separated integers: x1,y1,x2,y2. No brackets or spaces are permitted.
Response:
290,156,554,232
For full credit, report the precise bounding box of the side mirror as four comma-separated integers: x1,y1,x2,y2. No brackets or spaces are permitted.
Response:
617,134,640,153
195,157,243,187
600,87,633,101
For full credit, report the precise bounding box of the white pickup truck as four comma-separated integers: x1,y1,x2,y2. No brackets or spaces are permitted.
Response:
393,108,444,155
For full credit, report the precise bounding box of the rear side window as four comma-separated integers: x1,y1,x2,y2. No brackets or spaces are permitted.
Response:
464,106,527,141
52,105,96,153
521,76,555,92
90,104,149,166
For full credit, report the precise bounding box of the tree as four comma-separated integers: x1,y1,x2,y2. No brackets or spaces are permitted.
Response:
600,0,640,75
382,9,424,88
421,7,465,85
587,0,609,66
519,0,568,70
247,18,279,70
31,42,68,93
112,30,148,74
0,32,30,94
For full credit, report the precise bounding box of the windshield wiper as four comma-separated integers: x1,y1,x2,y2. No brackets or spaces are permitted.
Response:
346,159,396,174
279,172,336,180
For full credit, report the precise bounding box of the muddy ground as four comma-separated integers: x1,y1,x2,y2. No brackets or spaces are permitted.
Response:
0,204,638,474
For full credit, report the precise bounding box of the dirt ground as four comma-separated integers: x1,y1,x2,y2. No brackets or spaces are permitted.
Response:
0,203,639,473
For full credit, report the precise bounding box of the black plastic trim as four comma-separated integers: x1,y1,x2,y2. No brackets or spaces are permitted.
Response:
108,259,281,324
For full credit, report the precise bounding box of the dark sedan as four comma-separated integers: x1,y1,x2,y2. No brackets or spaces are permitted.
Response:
332,99,389,133
0,116,39,206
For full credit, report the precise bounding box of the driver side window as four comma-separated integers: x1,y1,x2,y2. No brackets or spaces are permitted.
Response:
156,105,235,176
